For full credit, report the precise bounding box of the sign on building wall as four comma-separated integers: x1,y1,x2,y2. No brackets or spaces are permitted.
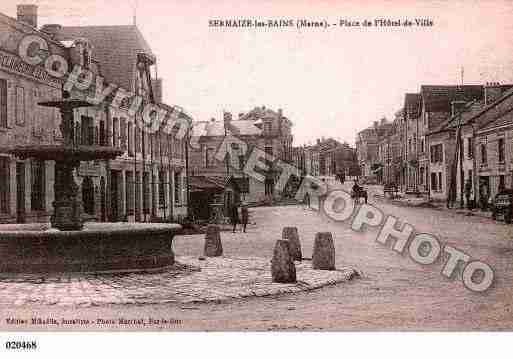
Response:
0,50,61,88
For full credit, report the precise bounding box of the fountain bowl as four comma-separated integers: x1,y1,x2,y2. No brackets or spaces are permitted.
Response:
0,222,181,274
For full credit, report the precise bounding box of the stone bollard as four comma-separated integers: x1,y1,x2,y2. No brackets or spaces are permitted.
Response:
271,240,297,283
282,226,302,261
204,225,223,257
312,232,336,270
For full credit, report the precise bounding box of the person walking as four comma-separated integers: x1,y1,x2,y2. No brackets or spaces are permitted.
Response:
241,204,249,233
230,202,240,233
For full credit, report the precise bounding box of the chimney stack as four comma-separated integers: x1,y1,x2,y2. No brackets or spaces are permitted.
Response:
278,108,283,117
17,4,38,28
373,121,379,128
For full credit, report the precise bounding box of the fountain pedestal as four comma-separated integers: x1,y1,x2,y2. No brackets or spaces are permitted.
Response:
51,160,83,231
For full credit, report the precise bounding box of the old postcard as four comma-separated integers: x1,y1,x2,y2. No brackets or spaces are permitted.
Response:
0,0,512,356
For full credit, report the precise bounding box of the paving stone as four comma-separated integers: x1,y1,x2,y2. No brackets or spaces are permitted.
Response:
0,256,356,307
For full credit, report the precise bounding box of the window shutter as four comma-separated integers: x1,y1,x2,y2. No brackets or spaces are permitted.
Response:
6,81,14,128
0,79,7,128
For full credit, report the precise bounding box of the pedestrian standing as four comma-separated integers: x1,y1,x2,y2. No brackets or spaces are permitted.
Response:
241,204,249,233
230,203,239,233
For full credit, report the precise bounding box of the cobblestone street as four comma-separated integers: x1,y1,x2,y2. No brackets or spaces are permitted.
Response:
2,181,513,331
0,257,356,307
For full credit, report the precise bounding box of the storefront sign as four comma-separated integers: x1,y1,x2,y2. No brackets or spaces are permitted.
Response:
0,50,61,88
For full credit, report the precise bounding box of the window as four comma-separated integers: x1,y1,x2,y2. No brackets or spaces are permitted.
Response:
81,116,93,145
468,170,473,188
125,171,134,215
419,167,425,185
15,86,25,126
120,118,127,150
430,144,443,163
431,172,438,191
112,118,119,147
205,148,213,167
0,157,9,213
128,122,134,156
408,139,412,152
152,174,157,215
0,79,7,128
263,122,272,133
174,171,181,204
143,172,150,214
135,171,140,214
420,138,425,153
159,171,165,208
82,177,94,215
239,155,245,170
499,175,505,191
153,133,159,159
30,160,45,211
467,137,473,158
438,172,443,192
498,138,505,163
99,120,106,146
265,146,273,156
135,127,141,153
481,143,487,164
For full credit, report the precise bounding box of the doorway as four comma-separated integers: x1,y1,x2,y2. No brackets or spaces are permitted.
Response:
110,171,119,221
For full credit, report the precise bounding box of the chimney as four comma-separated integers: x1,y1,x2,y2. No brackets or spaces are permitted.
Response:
40,24,62,39
373,121,379,128
278,108,283,117
223,112,232,130
17,4,38,28
316,139,321,145
484,82,503,105
380,117,386,125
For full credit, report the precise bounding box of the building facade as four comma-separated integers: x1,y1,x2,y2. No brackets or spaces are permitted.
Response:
0,5,189,224
189,107,294,207
356,118,393,180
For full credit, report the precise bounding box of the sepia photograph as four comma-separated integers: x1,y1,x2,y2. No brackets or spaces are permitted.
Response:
0,0,512,356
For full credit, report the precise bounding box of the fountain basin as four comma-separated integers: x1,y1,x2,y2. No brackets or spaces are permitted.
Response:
0,222,181,274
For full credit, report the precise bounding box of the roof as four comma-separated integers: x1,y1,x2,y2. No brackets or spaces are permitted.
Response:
192,120,262,137
404,93,422,118
420,85,483,113
477,91,513,132
429,86,513,135
56,25,154,91
239,106,292,126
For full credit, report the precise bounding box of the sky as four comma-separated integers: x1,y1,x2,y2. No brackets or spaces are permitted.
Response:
2,0,513,146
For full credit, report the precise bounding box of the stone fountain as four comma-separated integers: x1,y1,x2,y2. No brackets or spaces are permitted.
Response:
0,92,181,273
